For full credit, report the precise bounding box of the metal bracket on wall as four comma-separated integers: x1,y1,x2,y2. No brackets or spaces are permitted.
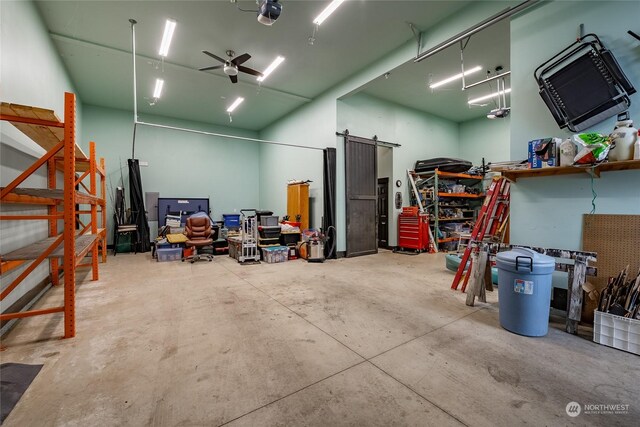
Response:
407,22,422,57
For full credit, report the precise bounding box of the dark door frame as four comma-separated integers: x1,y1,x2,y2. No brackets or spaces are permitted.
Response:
377,177,389,249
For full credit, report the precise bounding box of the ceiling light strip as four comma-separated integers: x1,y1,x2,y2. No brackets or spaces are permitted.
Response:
158,19,176,57
468,88,511,105
257,56,285,82
227,97,245,113
153,79,164,98
313,0,346,25
464,70,511,90
429,66,482,89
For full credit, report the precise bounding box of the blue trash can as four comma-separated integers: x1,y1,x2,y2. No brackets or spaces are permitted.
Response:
496,247,555,336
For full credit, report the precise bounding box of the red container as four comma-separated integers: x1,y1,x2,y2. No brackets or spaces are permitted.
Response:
398,211,430,252
183,247,194,258
282,220,302,228
402,206,419,215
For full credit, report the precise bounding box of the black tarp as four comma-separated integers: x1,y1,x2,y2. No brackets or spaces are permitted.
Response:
323,148,336,259
128,159,151,252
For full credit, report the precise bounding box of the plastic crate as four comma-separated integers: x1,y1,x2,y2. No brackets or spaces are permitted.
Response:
157,247,183,262
259,225,281,239
261,246,289,264
260,215,279,226
223,214,241,229
593,311,640,355
280,232,301,246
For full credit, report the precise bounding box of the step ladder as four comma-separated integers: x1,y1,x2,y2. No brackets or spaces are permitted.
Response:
407,169,437,253
451,176,510,291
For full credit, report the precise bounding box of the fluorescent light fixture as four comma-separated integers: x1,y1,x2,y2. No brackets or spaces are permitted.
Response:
257,56,285,82
153,78,164,99
313,0,345,25
429,66,482,89
226,97,245,113
468,88,511,105
158,19,176,57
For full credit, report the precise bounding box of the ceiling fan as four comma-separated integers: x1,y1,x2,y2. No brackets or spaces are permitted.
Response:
198,50,263,84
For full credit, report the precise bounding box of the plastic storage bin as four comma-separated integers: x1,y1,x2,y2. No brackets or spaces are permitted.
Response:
157,247,183,262
593,311,640,355
496,247,555,336
260,215,279,226
259,225,281,239
261,246,289,263
223,214,241,229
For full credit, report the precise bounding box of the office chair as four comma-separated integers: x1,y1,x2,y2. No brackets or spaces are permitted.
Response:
183,216,214,263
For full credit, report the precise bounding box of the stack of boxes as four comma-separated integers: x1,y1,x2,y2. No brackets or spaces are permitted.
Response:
257,211,283,260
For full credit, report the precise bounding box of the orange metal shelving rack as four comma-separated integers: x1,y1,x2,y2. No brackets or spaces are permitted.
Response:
0,92,106,339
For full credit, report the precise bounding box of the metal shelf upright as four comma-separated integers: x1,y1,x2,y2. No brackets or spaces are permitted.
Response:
408,169,484,250
0,92,107,339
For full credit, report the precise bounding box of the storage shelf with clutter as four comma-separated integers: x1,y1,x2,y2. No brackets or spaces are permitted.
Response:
497,113,639,182
500,159,640,182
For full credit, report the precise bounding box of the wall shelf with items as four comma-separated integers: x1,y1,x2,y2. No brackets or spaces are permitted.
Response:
0,93,106,341
408,169,484,250
498,159,640,182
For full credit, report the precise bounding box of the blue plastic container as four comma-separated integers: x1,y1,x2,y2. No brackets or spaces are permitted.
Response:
222,214,241,229
496,247,555,337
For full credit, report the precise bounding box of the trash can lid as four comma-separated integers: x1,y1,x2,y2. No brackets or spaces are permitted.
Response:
496,247,555,273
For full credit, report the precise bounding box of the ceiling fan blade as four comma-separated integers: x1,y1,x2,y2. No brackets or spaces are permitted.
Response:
232,53,251,65
238,65,263,78
202,50,226,63
230,75,238,84
198,65,223,71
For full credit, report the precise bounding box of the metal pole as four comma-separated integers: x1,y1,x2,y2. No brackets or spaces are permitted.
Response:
136,120,326,151
464,71,511,90
460,41,466,90
335,131,400,147
414,0,539,63
129,19,138,159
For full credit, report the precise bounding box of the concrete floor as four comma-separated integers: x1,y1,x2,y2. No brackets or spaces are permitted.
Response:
1,251,638,426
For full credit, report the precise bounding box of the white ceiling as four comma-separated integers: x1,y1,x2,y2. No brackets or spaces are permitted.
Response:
35,1,510,130
357,19,511,122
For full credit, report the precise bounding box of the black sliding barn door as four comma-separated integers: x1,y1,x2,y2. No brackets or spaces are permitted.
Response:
344,135,377,257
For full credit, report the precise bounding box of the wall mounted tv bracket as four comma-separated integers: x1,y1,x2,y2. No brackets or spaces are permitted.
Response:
534,33,636,132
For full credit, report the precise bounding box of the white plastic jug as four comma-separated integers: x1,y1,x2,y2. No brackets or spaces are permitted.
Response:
609,113,637,161
559,138,576,166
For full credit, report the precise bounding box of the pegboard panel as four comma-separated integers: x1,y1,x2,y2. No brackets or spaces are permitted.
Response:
582,214,640,288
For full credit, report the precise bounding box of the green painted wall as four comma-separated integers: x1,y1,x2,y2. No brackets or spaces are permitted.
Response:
337,93,460,248
1,0,81,311
459,116,510,166
81,105,260,243
509,0,640,250
259,1,512,252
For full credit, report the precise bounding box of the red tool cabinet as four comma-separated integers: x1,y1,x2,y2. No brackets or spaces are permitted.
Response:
397,208,430,253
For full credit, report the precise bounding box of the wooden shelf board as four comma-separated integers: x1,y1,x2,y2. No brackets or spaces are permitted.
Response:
500,160,640,182
1,188,101,205
1,102,87,160
438,237,459,243
1,233,98,261
412,169,482,180
0,260,26,275
438,192,485,199
435,171,483,180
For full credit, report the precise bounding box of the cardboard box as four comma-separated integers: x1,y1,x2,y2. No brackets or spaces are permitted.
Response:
528,138,562,168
